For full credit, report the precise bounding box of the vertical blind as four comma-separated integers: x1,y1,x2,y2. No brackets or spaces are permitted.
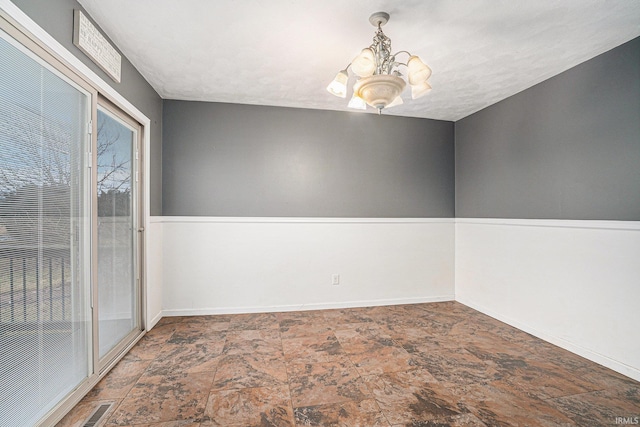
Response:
0,30,91,426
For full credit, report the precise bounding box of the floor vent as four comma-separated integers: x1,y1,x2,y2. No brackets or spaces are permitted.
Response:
82,403,112,427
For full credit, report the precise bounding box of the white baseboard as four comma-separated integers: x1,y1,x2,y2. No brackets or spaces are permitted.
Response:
162,295,455,317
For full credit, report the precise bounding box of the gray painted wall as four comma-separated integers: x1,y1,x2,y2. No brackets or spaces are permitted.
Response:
455,37,640,221
163,101,454,217
12,0,164,215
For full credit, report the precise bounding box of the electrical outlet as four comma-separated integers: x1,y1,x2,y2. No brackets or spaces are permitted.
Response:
332,274,340,286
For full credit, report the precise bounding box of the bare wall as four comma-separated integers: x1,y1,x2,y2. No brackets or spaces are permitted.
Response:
163,101,454,218
455,37,640,221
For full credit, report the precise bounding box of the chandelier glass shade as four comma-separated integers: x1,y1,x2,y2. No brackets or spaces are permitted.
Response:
327,69,349,98
327,12,432,114
353,75,406,110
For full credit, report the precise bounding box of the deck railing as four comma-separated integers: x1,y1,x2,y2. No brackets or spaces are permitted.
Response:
0,246,70,325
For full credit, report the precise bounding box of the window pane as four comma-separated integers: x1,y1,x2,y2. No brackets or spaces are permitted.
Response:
97,108,138,359
0,31,90,426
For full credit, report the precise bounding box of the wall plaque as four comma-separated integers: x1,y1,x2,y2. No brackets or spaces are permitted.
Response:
73,9,121,83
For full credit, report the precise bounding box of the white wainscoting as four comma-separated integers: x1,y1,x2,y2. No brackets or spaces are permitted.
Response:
146,218,164,328
159,217,455,315
455,218,640,381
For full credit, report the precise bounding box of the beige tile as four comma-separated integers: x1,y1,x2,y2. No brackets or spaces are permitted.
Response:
127,324,177,360
106,372,213,425
389,413,488,426
349,345,421,376
293,399,390,427
85,358,151,400
201,385,294,427
548,388,639,426
452,381,576,426
211,353,288,391
130,421,201,427
410,348,502,387
177,315,231,332
333,326,399,357
500,360,602,400
222,329,283,356
363,369,466,425
287,359,371,407
389,326,468,353
279,318,334,338
573,364,640,401
226,312,279,331
145,342,223,376
166,324,227,346
282,331,346,363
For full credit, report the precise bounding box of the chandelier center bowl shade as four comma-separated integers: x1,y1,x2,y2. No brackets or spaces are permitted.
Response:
327,11,432,114
353,75,406,110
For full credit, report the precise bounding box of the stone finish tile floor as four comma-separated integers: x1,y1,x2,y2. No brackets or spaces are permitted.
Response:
56,302,639,427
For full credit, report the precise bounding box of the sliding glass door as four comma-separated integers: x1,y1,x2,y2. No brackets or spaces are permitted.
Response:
96,104,141,365
0,28,92,426
0,15,145,426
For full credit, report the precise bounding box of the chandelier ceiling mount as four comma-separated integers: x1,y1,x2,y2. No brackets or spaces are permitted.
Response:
368,11,390,27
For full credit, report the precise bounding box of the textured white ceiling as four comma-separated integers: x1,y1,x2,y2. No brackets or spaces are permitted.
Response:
78,0,640,121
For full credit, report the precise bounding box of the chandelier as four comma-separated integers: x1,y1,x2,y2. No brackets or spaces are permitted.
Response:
327,12,432,114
